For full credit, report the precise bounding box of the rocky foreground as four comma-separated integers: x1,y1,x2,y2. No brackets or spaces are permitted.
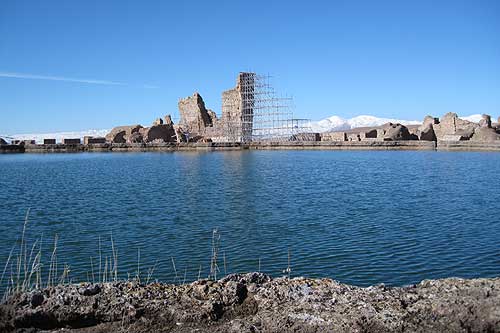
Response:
1,273,499,333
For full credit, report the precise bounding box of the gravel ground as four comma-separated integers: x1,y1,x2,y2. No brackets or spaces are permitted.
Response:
1,273,499,332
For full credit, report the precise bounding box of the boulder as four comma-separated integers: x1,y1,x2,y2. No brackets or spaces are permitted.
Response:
417,116,438,141
105,125,143,143
382,123,414,141
433,113,478,141
141,124,176,143
178,92,213,136
470,127,500,142
478,114,492,128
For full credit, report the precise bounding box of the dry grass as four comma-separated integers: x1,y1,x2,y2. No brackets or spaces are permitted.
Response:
1,215,290,301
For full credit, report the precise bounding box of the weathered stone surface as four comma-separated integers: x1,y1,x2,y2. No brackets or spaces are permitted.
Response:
433,113,478,141
105,125,143,143
470,127,500,142
417,116,438,141
363,129,378,139
128,132,144,143
290,133,320,141
347,133,361,141
83,137,106,144
479,114,492,128
382,123,414,141
164,114,174,126
173,125,187,143
321,132,347,142
141,124,176,143
178,92,212,136
207,109,218,127
2,274,499,333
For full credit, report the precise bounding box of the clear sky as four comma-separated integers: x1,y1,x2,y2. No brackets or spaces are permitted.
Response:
1,0,499,133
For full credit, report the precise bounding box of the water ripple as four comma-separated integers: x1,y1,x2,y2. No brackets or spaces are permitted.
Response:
0,151,499,286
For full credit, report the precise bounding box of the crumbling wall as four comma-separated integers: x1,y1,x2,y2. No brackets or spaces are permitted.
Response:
321,132,347,142
433,112,478,141
178,92,212,136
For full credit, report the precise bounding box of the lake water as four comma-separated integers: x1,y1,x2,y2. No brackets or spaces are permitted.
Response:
0,151,499,287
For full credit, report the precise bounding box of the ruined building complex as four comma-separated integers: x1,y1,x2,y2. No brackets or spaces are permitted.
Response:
99,72,500,146
103,72,308,145
177,72,307,143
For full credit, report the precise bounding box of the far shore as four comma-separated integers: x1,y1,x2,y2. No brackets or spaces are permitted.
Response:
2,140,500,153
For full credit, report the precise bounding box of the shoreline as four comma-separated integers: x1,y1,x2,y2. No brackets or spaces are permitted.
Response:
1,273,499,332
2,140,500,154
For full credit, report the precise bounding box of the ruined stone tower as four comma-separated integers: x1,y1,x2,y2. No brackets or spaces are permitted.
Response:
221,72,255,142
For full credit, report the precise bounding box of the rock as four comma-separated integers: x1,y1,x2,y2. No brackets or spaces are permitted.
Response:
364,129,378,139
178,92,213,136
153,118,163,126
105,125,143,143
0,138,7,145
470,127,500,142
79,284,101,296
173,125,187,143
479,114,492,128
141,124,176,143
30,291,44,308
164,115,174,126
128,132,144,143
382,123,414,141
417,116,438,141
207,110,218,126
2,275,499,332
433,112,478,141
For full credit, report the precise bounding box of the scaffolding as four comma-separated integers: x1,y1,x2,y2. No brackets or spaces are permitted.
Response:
221,72,311,143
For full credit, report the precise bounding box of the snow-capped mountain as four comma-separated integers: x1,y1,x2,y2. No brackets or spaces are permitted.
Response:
308,115,421,133
9,129,109,143
307,114,496,133
459,114,483,123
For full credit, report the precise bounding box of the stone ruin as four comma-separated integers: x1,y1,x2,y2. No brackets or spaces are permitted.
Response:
319,113,500,143
108,72,304,144
177,92,217,138
175,72,256,143
105,114,177,144
105,71,500,144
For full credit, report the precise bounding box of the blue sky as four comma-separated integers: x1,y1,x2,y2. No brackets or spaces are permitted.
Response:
1,0,499,133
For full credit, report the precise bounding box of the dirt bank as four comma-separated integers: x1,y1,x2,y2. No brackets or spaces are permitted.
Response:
1,273,499,332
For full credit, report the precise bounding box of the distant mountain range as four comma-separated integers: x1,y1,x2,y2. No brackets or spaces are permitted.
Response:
7,114,489,142
308,115,421,133
308,114,487,133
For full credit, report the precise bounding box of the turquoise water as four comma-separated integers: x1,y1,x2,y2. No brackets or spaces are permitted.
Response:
0,151,499,287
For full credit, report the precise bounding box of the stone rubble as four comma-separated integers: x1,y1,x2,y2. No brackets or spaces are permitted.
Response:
1,273,499,332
